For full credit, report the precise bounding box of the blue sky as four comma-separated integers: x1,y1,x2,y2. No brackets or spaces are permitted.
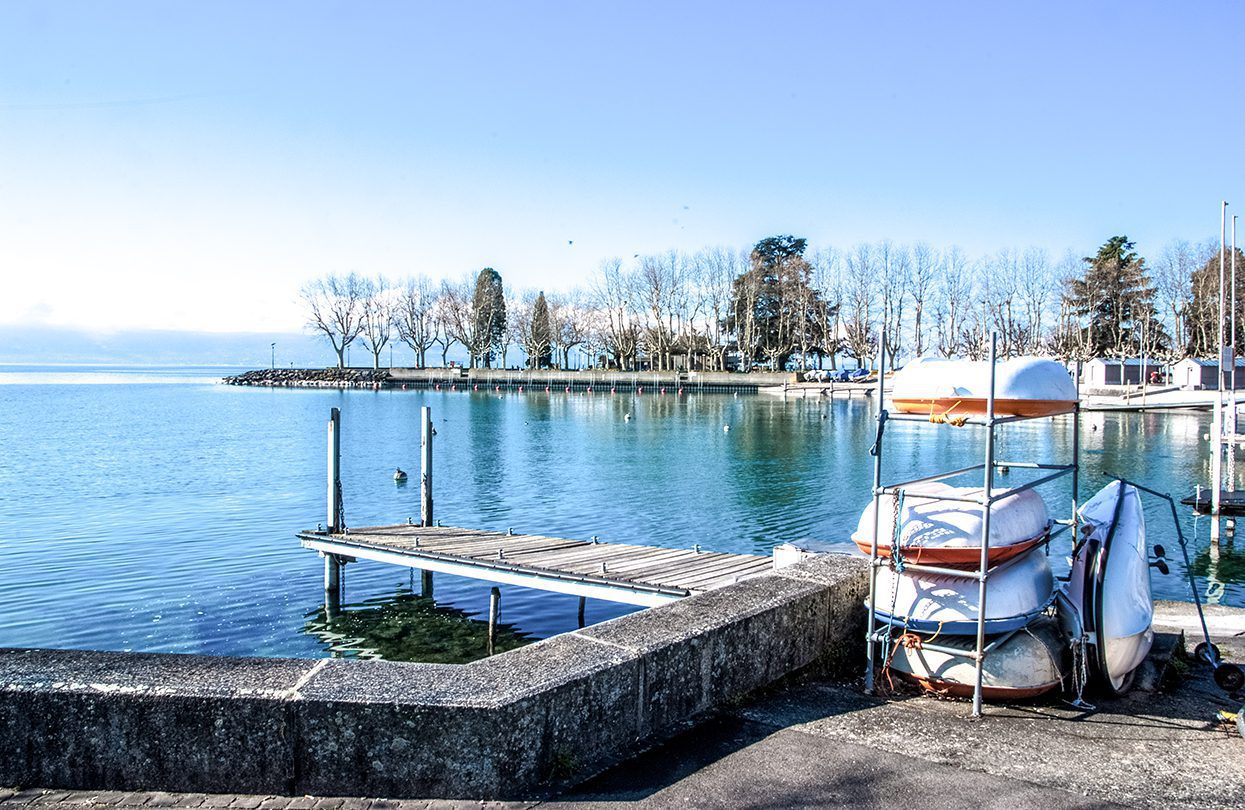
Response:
2,2,1242,333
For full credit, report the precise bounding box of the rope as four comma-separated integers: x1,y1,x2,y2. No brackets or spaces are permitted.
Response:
928,400,969,427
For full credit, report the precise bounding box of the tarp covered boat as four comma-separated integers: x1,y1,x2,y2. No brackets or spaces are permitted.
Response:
852,483,1051,565
886,616,1067,699
872,546,1055,635
892,356,1077,418
1060,480,1154,695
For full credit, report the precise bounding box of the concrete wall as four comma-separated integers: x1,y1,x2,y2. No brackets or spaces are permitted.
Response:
0,555,867,800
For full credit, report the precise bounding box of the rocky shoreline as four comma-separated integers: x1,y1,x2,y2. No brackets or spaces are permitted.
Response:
223,368,391,387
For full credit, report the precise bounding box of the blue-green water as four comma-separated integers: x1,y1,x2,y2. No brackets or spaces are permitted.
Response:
0,365,1241,662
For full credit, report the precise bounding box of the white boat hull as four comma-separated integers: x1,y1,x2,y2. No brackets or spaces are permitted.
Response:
872,546,1055,635
888,616,1066,699
1061,480,1154,694
853,483,1050,565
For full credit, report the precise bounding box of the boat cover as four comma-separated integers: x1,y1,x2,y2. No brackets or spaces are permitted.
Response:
1061,480,1153,693
887,615,1066,699
872,545,1055,635
892,356,1077,417
853,483,1050,564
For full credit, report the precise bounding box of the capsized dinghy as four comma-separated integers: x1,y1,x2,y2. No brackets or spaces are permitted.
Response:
886,615,1066,699
872,545,1055,635
852,483,1051,565
892,356,1077,418
1059,480,1153,695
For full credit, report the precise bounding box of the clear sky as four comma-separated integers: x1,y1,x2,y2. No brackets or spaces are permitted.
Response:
2,1,1242,333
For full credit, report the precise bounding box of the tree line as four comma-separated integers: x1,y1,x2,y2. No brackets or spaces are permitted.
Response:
300,233,1245,371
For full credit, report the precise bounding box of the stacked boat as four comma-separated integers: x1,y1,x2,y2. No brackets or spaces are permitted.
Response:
858,355,1155,701
855,484,1067,699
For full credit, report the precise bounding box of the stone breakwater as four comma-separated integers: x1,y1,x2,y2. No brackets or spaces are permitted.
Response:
223,368,391,388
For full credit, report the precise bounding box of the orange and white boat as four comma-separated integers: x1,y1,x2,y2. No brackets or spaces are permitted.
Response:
852,483,1050,565
891,357,1077,418
887,616,1066,699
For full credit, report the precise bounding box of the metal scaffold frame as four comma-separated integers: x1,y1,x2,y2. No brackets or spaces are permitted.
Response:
863,333,1081,716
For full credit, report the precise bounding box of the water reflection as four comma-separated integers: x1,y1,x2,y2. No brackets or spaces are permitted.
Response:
302,587,534,662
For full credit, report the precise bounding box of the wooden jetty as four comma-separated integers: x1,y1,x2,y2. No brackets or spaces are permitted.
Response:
306,406,773,614
300,524,773,607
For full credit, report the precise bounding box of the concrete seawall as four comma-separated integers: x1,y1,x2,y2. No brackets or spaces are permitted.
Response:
223,367,798,393
0,555,867,800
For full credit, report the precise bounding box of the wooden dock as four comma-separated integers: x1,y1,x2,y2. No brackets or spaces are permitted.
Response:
299,524,774,607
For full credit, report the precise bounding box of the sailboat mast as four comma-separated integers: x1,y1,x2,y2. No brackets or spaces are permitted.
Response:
1212,201,1227,540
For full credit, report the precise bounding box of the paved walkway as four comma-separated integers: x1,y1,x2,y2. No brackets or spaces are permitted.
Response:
5,604,1242,809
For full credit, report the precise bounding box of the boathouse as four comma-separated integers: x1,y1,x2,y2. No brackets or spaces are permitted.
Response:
1083,357,1162,387
1173,357,1245,390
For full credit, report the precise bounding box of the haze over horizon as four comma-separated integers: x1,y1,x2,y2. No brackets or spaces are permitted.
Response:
4,2,1243,342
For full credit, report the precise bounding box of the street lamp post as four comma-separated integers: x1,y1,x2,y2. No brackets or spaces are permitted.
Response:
271,342,276,370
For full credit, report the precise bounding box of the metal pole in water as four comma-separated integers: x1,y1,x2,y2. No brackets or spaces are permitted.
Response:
577,595,586,628
420,405,435,595
421,406,434,527
1214,202,1228,544
327,407,341,533
1232,215,1239,493
487,586,501,655
324,553,341,612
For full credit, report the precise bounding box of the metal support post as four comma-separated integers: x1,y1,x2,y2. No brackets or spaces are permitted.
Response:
327,407,342,533
487,586,501,656
577,595,586,628
324,553,342,612
864,337,888,695
421,406,434,527
972,332,999,717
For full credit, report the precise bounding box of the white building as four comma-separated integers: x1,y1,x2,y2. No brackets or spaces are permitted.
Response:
1173,357,1245,390
1083,357,1163,387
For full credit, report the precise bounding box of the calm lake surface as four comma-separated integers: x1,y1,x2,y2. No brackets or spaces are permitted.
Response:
1,365,1242,662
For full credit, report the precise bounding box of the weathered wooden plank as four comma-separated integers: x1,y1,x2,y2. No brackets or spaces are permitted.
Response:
529,547,685,576
664,559,774,589
651,557,773,589
299,522,772,604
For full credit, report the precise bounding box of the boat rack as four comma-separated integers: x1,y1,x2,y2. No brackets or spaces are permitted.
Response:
864,334,1080,716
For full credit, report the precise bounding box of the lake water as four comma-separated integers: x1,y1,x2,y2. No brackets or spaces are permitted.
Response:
1,365,1241,662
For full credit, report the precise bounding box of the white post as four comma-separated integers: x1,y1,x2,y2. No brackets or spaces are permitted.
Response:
327,407,341,533
1232,215,1239,492
487,586,501,656
1213,202,1228,542
421,406,433,527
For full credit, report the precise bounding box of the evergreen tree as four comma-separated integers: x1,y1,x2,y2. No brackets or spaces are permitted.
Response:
725,235,829,369
471,267,507,367
528,292,554,368
1062,236,1158,358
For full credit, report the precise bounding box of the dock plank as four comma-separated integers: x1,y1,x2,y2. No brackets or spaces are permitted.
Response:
298,523,772,605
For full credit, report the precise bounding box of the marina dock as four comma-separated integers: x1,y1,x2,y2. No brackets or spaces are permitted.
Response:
299,524,773,607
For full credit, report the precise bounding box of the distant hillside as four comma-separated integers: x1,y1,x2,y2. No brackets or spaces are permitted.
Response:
0,325,340,367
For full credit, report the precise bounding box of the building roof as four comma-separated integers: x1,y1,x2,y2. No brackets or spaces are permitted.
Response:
1087,357,1164,366
1176,357,1245,367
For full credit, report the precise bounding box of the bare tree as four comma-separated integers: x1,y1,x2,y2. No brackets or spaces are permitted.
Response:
394,275,437,368
811,247,843,369
592,257,641,370
877,241,910,366
434,279,474,367
358,276,395,369
551,290,591,369
301,272,368,369
689,247,739,371
909,243,938,358
1153,239,1197,359
842,243,876,365
932,245,971,357
1018,248,1053,355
